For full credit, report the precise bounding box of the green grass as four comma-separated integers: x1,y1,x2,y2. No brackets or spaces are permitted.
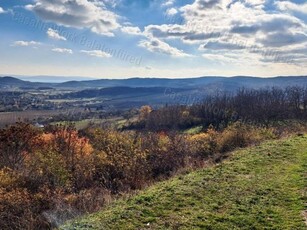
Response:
183,125,203,134
51,117,128,130
62,135,307,230
51,119,104,130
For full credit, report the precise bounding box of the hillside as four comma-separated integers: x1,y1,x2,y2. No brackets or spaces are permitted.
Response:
62,135,307,230
60,87,189,99
0,76,52,89
55,76,307,90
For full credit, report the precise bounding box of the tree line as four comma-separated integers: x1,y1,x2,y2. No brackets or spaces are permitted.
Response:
130,86,307,131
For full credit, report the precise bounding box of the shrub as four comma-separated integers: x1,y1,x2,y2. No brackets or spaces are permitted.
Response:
188,127,218,160
0,167,21,189
217,122,254,153
0,123,42,170
25,150,72,190
88,129,148,192
0,188,51,230
142,132,189,178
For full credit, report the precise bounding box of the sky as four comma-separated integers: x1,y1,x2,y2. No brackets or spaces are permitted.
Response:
0,0,306,79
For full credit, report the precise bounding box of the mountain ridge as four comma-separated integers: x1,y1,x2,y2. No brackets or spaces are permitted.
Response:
1,76,307,91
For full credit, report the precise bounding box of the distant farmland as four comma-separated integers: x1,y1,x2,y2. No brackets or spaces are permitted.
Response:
0,109,82,127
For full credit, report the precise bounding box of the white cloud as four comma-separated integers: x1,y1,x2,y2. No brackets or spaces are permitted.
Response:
244,0,266,9
47,28,67,41
0,7,6,14
162,0,175,7
275,1,307,14
52,48,73,54
138,37,191,58
200,41,246,50
5,0,307,74
121,26,143,35
80,50,112,58
140,0,307,65
12,41,41,47
144,24,221,43
26,0,120,36
166,8,178,16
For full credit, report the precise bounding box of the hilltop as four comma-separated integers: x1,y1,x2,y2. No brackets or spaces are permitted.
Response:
62,135,307,230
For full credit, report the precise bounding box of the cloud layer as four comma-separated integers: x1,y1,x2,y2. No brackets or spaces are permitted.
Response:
7,0,306,71
138,0,307,65
26,0,120,36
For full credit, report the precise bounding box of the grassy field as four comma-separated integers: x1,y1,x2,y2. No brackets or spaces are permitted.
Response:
0,110,67,127
51,117,128,130
62,135,307,230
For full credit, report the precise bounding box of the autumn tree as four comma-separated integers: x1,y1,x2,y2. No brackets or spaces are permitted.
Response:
139,105,152,121
0,123,41,170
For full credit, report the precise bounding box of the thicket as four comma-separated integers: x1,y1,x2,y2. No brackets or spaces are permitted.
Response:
128,86,307,131
0,87,307,229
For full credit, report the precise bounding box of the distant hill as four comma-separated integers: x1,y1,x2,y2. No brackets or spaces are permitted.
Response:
0,76,52,89
0,76,29,86
60,87,188,99
17,75,95,83
53,86,198,108
56,77,230,88
57,76,307,90
1,76,307,92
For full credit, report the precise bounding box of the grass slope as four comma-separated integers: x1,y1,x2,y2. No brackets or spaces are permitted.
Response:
62,135,307,230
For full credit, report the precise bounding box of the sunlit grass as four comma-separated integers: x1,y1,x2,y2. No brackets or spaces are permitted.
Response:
62,135,307,229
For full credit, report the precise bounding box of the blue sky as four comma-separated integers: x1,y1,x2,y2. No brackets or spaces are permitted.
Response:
0,0,306,78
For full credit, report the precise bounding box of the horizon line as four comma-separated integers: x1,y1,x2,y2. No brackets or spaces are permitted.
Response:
1,74,307,83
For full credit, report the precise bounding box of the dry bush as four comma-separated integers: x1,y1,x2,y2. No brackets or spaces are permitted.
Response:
188,127,218,160
216,122,279,153
269,120,307,137
0,188,51,230
0,168,21,190
0,123,42,170
217,122,256,152
88,129,148,192
141,132,189,179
